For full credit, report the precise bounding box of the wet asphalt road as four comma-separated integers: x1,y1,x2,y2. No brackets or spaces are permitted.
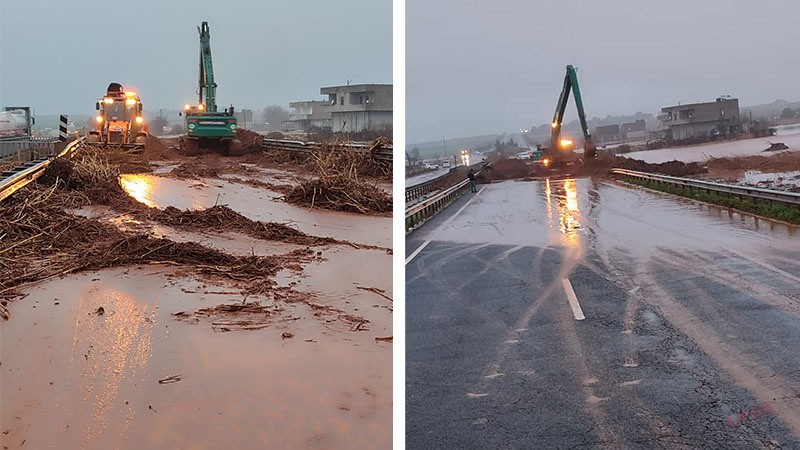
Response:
406,178,800,449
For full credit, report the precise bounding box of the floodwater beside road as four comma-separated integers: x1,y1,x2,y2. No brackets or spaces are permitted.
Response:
625,129,800,164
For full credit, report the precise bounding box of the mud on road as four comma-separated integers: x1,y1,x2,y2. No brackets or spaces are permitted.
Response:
0,138,392,449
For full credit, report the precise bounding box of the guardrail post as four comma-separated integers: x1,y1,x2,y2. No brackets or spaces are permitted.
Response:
59,115,68,142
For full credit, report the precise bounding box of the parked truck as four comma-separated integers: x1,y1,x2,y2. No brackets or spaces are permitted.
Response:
0,107,34,140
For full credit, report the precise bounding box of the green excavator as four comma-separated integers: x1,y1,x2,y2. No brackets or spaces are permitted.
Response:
179,21,242,155
537,65,597,169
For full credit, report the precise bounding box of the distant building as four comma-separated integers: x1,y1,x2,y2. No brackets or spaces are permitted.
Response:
621,119,647,141
282,101,331,131
593,124,623,144
658,97,740,140
320,83,393,132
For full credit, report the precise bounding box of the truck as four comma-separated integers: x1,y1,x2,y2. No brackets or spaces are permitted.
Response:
537,65,597,169
0,107,34,140
88,83,148,152
179,22,241,155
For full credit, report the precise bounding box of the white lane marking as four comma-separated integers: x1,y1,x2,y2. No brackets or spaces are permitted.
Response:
466,392,489,398
562,278,585,321
405,185,485,265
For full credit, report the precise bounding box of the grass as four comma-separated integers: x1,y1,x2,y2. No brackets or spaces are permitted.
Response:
624,177,800,225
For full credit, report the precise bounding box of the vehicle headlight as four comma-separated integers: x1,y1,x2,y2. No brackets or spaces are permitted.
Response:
188,123,196,129
230,124,236,130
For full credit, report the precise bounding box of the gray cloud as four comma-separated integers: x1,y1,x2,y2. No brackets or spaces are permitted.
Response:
407,0,798,143
1,0,391,115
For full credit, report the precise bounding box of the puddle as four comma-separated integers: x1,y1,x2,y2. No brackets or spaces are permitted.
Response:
0,268,391,449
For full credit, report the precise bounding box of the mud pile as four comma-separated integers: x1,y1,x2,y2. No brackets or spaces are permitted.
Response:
481,159,532,181
236,129,263,153
706,150,800,174
144,135,175,160
584,154,707,177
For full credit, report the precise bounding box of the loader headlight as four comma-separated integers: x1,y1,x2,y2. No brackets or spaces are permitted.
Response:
96,116,103,123
104,97,114,104
135,116,143,124
126,98,137,106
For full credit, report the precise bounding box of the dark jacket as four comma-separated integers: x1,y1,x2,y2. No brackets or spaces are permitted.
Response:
468,171,475,181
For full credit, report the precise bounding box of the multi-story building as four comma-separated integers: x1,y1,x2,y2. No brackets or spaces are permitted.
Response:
281,101,331,131
658,97,740,140
320,83,393,132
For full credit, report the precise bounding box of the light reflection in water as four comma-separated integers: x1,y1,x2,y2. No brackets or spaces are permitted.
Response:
544,178,582,248
119,175,155,207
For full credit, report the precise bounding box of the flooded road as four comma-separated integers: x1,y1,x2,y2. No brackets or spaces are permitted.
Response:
1,265,391,449
2,166,392,449
406,177,800,449
119,174,391,249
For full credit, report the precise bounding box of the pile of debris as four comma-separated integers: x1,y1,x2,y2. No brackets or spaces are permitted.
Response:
285,143,392,214
0,185,288,299
236,129,264,153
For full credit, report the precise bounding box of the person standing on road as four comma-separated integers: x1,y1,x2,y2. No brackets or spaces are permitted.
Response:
467,169,477,193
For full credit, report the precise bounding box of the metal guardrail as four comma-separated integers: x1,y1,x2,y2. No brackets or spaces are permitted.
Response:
405,170,480,232
0,138,59,162
261,138,392,162
405,170,453,204
405,162,483,204
0,138,83,203
611,168,800,207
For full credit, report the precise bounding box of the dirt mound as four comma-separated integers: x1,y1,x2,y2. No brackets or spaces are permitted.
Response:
236,129,263,153
170,162,220,178
144,135,175,160
707,150,800,173
482,159,531,181
584,154,707,177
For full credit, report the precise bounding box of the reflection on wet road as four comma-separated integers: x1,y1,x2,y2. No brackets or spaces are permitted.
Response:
406,177,800,449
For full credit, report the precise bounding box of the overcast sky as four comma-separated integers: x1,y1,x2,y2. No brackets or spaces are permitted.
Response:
0,0,391,116
407,0,799,144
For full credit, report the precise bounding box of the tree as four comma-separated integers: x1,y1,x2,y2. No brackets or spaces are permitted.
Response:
780,107,796,119
261,105,290,131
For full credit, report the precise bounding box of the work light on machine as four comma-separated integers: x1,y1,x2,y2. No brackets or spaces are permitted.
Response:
135,116,143,124
125,98,137,106
103,97,114,104
197,103,205,111
95,116,103,123
559,139,573,148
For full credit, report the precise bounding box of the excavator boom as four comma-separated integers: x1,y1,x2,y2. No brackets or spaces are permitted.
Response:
549,65,596,159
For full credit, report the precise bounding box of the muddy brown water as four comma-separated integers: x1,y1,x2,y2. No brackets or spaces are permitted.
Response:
118,174,391,249
1,250,391,449
1,168,392,449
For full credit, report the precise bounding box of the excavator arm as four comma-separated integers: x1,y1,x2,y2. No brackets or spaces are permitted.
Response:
198,22,217,113
549,65,597,159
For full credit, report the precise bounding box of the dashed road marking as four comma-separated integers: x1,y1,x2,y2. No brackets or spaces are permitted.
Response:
562,278,585,320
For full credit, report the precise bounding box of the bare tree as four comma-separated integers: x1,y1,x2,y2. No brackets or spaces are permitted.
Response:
261,105,290,131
